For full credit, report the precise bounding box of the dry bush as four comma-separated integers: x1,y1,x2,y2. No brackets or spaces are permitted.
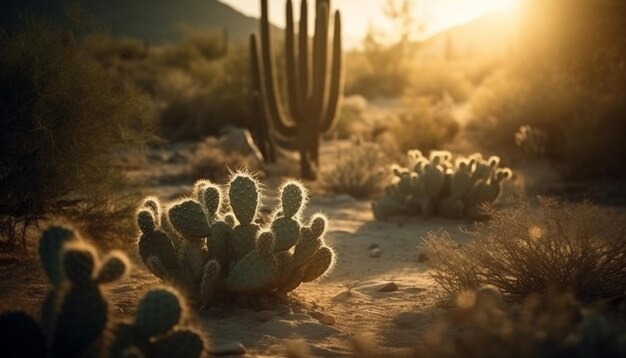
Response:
411,289,623,357
159,47,251,141
321,141,390,199
188,137,263,184
407,62,473,102
377,97,460,158
0,22,152,252
352,288,626,357
333,95,369,139
424,198,626,303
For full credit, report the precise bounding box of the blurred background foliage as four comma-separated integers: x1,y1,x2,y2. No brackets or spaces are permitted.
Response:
1,0,625,252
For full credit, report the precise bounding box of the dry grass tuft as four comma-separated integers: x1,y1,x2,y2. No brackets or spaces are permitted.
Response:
321,141,391,199
424,198,626,303
188,137,263,184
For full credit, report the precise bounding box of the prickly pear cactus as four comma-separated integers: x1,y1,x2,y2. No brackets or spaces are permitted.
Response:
135,172,335,309
372,150,513,220
110,287,205,358
0,225,132,357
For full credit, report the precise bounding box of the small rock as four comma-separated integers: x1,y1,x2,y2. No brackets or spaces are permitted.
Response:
368,243,380,250
378,282,399,292
210,342,246,356
307,310,325,320
417,253,429,263
370,248,382,258
318,314,336,325
283,313,314,321
257,310,278,322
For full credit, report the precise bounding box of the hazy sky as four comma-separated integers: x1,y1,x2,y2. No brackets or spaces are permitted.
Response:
220,0,519,48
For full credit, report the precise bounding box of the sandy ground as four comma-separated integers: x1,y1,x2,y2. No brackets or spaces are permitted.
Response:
0,138,486,357
9,130,624,356
0,197,469,357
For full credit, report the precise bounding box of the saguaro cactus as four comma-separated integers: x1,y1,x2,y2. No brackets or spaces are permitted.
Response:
250,0,343,179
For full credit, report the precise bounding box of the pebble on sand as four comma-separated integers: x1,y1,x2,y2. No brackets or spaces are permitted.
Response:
378,282,399,292
370,247,382,258
209,342,246,356
318,314,336,326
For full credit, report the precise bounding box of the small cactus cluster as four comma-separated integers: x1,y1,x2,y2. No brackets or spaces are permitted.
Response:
0,225,206,358
515,125,547,158
136,173,335,309
372,150,513,220
110,288,204,358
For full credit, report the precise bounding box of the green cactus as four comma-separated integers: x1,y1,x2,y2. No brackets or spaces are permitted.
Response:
373,150,513,220
0,311,46,358
302,246,334,282
3,226,128,357
53,242,128,357
200,260,220,307
168,200,211,239
110,288,204,358
250,0,343,179
135,174,335,308
1,225,208,358
39,225,76,288
229,174,259,225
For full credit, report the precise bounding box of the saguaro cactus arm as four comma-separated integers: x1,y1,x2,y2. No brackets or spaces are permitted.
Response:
260,0,297,137
320,10,343,133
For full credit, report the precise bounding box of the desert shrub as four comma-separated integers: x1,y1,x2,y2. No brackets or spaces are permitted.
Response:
423,198,626,303
352,288,626,358
407,62,472,102
0,22,152,252
377,97,460,157
159,47,251,141
348,72,409,99
333,95,369,139
321,140,390,199
83,32,148,67
188,137,263,184
155,27,226,70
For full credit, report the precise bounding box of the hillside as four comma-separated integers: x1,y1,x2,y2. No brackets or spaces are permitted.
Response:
417,10,518,61
0,0,278,44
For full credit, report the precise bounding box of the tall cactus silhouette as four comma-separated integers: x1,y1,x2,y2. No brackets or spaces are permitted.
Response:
250,0,343,179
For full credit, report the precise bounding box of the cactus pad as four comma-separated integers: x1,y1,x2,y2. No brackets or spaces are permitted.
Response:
134,288,182,337
271,217,300,252
62,246,96,285
168,200,211,238
39,225,76,287
151,329,204,358
229,174,259,225
302,247,333,282
280,181,306,218
96,252,128,284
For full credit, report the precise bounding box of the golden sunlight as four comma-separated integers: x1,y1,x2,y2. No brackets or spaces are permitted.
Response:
221,0,522,48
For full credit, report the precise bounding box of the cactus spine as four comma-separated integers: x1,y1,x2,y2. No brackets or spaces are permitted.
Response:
250,0,343,179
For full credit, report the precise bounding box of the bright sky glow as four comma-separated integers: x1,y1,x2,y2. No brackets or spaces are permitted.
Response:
220,0,520,48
